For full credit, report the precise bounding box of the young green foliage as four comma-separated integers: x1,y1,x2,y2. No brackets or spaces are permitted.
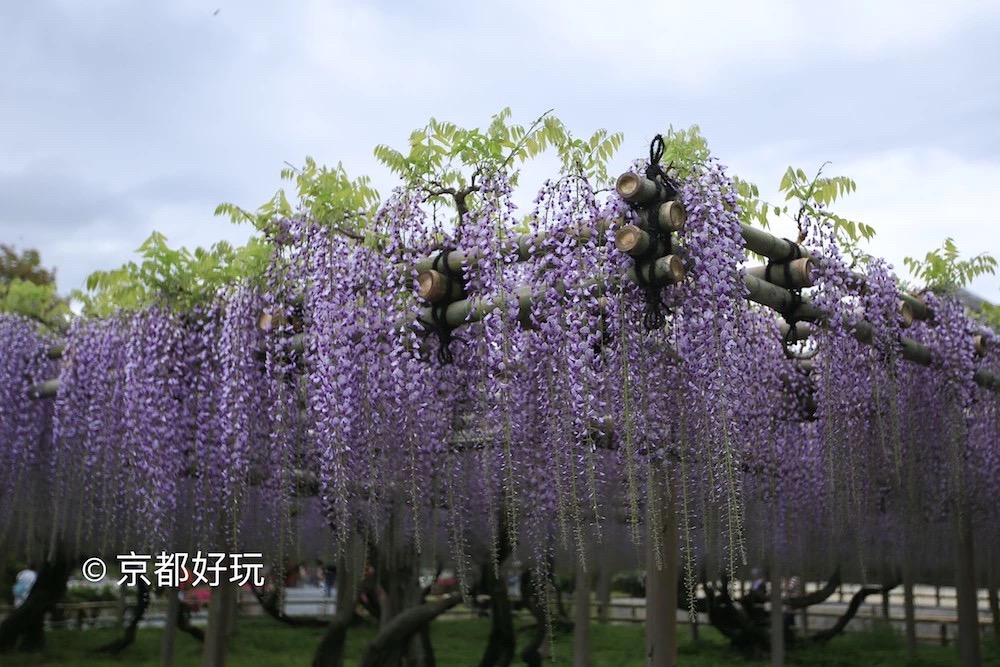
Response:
655,124,711,180
779,164,875,252
652,126,787,231
732,177,789,230
903,238,998,291
373,108,623,219
74,233,270,316
216,159,380,243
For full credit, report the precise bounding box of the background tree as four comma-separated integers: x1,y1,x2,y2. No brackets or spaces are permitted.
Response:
0,244,70,333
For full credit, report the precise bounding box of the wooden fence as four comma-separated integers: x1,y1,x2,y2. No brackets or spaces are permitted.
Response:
1,581,995,647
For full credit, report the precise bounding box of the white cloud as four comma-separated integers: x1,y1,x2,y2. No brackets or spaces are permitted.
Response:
502,0,1000,90
3,0,999,303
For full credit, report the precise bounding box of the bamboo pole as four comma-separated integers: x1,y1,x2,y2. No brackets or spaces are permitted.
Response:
744,275,824,322
899,301,915,328
974,334,987,356
902,293,930,321
416,270,465,305
614,173,688,234
418,285,535,330
23,281,1000,399
778,322,816,341
744,274,960,371
740,224,806,263
626,256,686,287
28,379,59,399
615,225,670,258
640,201,687,233
615,172,668,206
736,219,932,322
746,258,816,289
412,219,615,275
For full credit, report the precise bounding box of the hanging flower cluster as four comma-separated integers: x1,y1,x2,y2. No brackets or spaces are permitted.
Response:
0,315,57,555
1,134,997,605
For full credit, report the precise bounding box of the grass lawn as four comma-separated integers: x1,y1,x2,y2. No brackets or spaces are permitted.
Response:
2,617,998,666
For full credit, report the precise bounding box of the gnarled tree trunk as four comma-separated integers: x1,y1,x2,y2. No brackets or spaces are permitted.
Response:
479,512,516,667
0,549,71,653
359,594,461,667
313,539,363,667
95,578,150,655
520,569,547,667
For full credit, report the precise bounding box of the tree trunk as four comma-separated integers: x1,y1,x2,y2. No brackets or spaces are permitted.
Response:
573,560,591,667
313,547,360,667
226,584,239,638
177,602,205,643
769,564,784,667
161,588,180,667
360,595,461,667
645,468,678,667
376,496,435,667
902,559,917,659
809,580,900,644
0,551,71,653
478,562,515,667
520,569,547,667
95,578,151,655
988,585,999,648
988,546,999,648
202,580,237,667
596,566,612,624
953,509,981,667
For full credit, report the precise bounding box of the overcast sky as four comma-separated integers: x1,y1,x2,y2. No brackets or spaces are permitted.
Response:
2,0,999,302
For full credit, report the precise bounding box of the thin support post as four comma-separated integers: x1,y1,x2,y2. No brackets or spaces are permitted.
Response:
644,467,678,667
161,588,180,667
573,559,591,667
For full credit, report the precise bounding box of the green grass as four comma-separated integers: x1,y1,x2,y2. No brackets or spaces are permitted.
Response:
2,617,998,666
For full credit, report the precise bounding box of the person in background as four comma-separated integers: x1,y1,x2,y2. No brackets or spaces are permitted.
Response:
783,575,802,629
324,563,337,598
13,564,38,608
750,567,767,602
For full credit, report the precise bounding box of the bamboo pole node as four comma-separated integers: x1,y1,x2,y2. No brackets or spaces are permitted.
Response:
615,172,644,201
746,257,816,289
615,172,668,205
660,201,687,232
663,255,685,284
899,301,914,328
614,225,647,255
416,269,457,304
627,255,685,287
902,293,931,321
779,321,814,341
974,334,987,356
258,311,286,332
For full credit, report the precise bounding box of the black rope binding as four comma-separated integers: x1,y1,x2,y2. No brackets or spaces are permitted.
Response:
644,135,679,201
625,135,681,331
427,248,461,365
764,239,804,348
